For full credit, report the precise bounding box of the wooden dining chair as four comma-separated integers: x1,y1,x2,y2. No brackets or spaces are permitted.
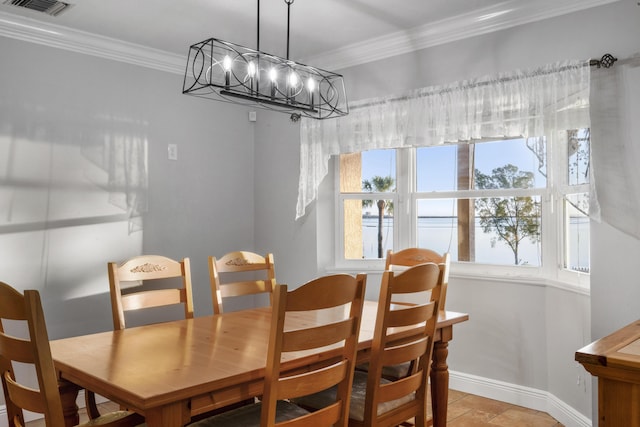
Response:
208,251,276,314
108,255,194,331
188,273,367,427
0,281,144,427
385,248,451,310
355,248,451,382
295,263,443,427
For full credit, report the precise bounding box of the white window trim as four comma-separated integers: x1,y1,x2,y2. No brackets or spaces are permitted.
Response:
332,143,590,291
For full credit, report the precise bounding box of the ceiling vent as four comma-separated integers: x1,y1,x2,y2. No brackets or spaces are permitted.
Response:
3,0,72,16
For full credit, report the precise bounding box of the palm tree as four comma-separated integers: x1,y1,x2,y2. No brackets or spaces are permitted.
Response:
363,175,395,258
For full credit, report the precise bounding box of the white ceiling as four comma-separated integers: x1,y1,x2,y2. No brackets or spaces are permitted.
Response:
0,0,620,71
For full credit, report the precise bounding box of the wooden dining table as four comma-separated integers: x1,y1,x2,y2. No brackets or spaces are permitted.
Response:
51,301,468,427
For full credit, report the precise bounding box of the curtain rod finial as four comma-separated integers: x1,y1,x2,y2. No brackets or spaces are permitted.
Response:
590,53,617,68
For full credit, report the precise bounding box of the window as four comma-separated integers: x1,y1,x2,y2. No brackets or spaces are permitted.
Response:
337,131,590,281
563,129,591,273
339,150,396,260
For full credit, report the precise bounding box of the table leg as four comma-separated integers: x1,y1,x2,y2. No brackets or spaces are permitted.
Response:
58,380,80,427
430,327,452,427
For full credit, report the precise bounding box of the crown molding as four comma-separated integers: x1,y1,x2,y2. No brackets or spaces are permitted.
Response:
0,0,622,75
303,0,623,70
0,10,185,74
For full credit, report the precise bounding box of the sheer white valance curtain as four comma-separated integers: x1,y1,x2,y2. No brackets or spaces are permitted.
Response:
590,53,640,239
296,59,591,219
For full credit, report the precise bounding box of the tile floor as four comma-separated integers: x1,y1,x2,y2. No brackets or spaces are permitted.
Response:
444,389,564,426
26,389,564,426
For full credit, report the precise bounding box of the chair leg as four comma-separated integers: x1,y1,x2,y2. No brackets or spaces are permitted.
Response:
85,390,101,419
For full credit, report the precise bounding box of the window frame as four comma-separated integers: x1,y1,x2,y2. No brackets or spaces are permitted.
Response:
333,135,590,289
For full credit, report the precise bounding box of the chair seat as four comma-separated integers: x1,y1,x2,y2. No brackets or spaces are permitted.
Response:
294,370,414,422
188,400,310,427
356,362,412,380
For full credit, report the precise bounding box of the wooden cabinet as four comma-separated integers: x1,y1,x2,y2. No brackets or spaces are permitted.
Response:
576,320,640,426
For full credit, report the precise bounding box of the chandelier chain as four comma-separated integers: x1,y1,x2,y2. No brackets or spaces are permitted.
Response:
286,0,294,60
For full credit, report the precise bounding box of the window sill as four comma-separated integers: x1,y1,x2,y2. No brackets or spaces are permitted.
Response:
324,262,590,296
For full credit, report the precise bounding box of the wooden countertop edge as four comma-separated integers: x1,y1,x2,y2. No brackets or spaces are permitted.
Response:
576,319,640,366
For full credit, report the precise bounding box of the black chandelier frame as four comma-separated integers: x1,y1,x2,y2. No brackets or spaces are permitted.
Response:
182,0,348,120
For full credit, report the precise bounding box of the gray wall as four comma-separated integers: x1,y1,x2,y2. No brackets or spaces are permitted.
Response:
253,110,319,289
0,36,256,339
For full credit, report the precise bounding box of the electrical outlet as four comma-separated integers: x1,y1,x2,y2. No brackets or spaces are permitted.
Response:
168,144,178,160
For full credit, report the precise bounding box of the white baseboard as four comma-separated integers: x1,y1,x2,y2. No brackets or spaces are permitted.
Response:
0,374,592,427
450,370,592,427
0,390,107,427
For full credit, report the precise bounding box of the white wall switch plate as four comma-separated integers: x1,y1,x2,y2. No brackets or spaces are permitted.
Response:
168,144,178,160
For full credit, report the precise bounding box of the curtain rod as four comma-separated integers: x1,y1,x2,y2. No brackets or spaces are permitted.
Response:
349,61,588,111
348,54,615,112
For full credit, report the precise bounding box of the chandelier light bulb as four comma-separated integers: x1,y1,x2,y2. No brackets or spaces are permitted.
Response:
223,55,233,71
223,55,232,89
247,61,257,94
269,68,278,99
307,78,316,109
247,61,256,77
288,72,299,88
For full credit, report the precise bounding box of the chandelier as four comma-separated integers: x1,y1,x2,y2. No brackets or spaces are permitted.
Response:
182,0,348,120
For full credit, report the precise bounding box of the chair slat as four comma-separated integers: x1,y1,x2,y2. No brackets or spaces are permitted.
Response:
382,337,429,367
287,275,361,311
0,285,26,320
277,360,348,398
277,403,341,427
0,334,34,364
378,371,423,403
283,318,353,352
121,288,184,311
386,302,435,328
4,373,47,414
218,280,271,298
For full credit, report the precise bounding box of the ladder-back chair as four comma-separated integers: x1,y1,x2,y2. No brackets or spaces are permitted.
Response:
189,273,367,427
0,281,144,427
296,263,443,427
208,251,275,314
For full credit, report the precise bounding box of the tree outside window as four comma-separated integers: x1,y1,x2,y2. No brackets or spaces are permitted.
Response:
474,164,541,265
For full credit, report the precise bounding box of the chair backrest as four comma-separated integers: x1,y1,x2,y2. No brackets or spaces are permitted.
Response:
363,263,442,427
108,255,194,330
208,251,276,314
0,282,67,427
262,274,366,427
385,248,451,310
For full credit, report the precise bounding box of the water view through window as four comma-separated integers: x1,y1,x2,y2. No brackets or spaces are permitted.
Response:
341,135,590,272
